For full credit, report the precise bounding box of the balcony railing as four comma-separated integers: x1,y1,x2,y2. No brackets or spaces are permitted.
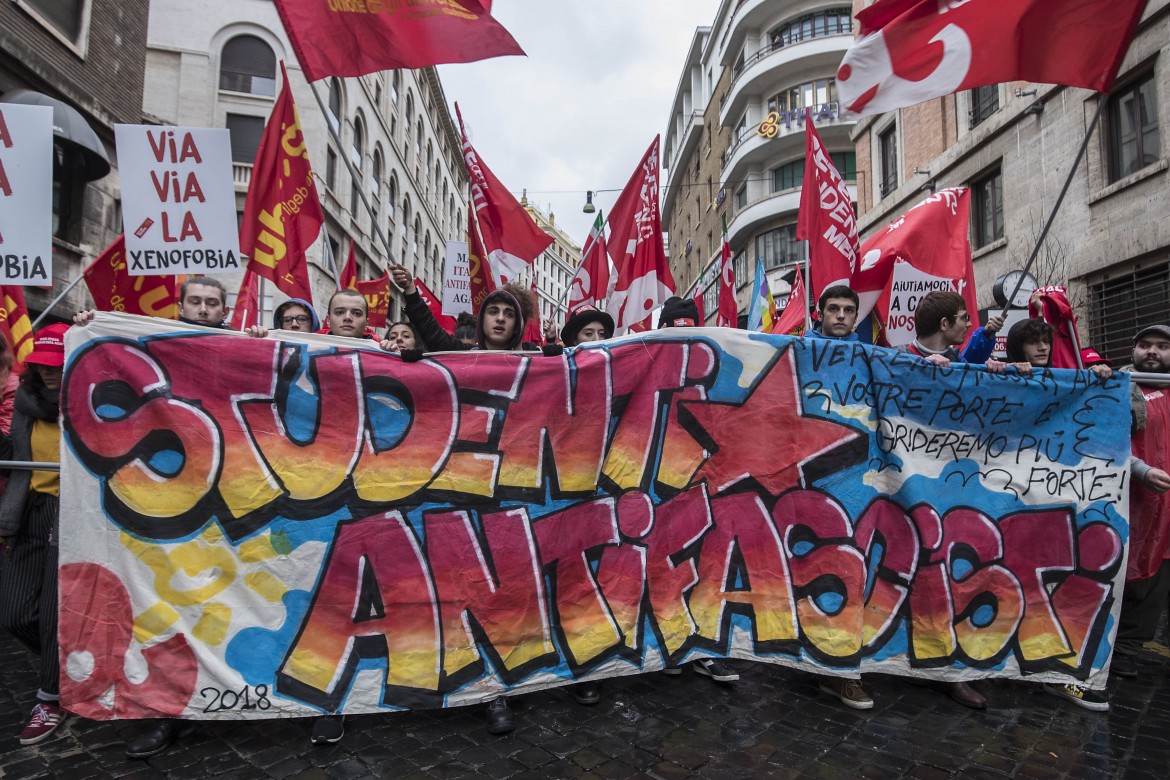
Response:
722,103,842,169
232,162,253,188
721,25,852,109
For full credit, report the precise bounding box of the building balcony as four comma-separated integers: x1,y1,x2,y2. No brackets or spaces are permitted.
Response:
720,34,851,128
233,162,252,191
726,189,802,249
663,111,705,217
722,104,855,187
719,0,780,66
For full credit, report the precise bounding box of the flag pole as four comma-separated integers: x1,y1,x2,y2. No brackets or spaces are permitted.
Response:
257,276,267,331
803,253,812,333
31,273,88,329
305,77,401,274
556,211,610,311
999,96,1108,319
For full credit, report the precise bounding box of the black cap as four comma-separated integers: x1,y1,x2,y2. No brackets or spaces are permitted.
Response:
658,296,699,328
560,304,614,346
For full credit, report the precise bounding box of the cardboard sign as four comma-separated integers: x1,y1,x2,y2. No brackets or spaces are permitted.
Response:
885,261,964,347
0,104,53,284
59,317,1131,720
115,125,240,276
442,240,472,317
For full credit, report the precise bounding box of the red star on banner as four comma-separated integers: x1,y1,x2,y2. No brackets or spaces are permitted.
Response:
679,348,861,495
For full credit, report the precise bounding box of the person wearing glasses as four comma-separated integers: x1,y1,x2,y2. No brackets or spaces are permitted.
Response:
899,291,1005,372
272,298,320,332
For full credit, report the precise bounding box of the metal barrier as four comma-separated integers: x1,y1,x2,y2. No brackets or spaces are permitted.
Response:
0,461,60,472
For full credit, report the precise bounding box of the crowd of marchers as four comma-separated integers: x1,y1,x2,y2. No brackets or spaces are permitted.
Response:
1,269,1169,757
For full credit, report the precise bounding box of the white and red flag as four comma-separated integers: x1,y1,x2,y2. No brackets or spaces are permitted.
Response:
716,217,737,328
274,0,524,82
229,268,260,332
1030,286,1082,369
693,286,706,326
772,263,808,337
852,187,977,347
837,0,1148,117
457,105,552,291
796,110,859,301
568,210,610,311
605,136,675,332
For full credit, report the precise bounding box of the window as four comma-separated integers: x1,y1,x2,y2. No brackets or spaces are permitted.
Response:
326,147,338,190
830,151,857,181
735,185,747,210
734,251,748,289
326,79,342,134
225,114,265,163
769,8,852,49
971,167,1004,248
391,71,401,103
756,224,805,269
1086,257,1170,364
21,0,88,45
878,125,898,197
767,79,837,115
412,217,421,256
1107,72,1160,183
387,176,398,222
350,118,364,168
372,150,383,206
969,85,999,128
773,160,805,192
219,36,276,95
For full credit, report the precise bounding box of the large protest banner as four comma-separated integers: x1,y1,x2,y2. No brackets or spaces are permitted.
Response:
59,314,1131,720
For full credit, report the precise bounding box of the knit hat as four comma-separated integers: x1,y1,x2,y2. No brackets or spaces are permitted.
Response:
24,323,69,367
658,296,698,328
560,304,614,346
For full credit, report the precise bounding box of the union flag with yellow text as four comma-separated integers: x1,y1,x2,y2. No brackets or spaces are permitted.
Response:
83,235,178,320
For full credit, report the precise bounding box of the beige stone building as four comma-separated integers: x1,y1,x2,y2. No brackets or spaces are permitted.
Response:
663,2,858,322
853,0,1170,362
522,196,581,331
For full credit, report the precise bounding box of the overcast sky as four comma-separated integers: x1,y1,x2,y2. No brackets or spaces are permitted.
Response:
437,0,720,249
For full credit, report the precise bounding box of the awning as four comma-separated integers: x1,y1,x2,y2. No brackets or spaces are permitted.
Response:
0,88,111,181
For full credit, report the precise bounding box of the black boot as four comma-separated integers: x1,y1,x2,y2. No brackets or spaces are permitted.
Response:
126,719,181,759
486,698,514,735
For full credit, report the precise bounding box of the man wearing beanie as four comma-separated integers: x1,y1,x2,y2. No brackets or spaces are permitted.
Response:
658,296,700,328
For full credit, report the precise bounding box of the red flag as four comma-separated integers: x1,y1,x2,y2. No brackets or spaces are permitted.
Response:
466,198,494,311
1030,286,1081,369
523,273,544,346
772,263,808,336
416,278,458,333
356,271,391,329
568,210,610,311
606,136,675,332
83,235,179,320
229,268,260,331
239,62,323,303
797,111,859,302
837,0,1147,116
716,217,737,328
693,286,706,326
339,242,358,290
274,0,524,82
458,106,552,290
0,285,33,365
853,188,977,348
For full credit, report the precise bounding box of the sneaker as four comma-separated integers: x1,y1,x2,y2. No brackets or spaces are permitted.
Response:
1111,653,1138,679
486,698,514,735
19,702,65,745
819,677,875,710
310,715,345,745
1044,683,1109,712
693,658,739,682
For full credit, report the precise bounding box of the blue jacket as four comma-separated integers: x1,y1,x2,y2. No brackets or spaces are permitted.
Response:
805,324,860,342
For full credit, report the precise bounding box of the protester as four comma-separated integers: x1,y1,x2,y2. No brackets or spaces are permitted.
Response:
273,298,320,332
384,321,424,352
899,291,1006,376
0,324,68,745
322,289,375,339
1005,318,1112,379
560,303,614,347
897,291,1002,708
75,276,233,330
0,342,19,435
453,312,477,346
807,285,860,342
658,296,699,329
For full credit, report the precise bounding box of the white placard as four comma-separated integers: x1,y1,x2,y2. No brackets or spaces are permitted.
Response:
0,104,53,284
115,125,240,276
884,261,963,348
442,240,472,317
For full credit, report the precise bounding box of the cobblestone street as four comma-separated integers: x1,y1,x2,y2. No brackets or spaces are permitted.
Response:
3,632,1170,779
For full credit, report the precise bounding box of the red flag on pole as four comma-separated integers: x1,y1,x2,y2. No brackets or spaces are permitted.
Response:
466,197,494,311
457,105,552,290
415,278,458,333
273,0,524,82
568,210,610,311
1030,286,1082,369
239,62,323,303
523,272,544,346
83,235,179,319
356,271,391,329
796,111,859,302
229,268,260,332
772,263,808,336
837,0,1147,117
716,217,737,328
852,187,977,348
339,241,358,290
693,286,706,326
0,285,33,365
606,136,675,332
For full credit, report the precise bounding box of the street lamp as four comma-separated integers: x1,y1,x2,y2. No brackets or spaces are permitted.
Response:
582,190,596,214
